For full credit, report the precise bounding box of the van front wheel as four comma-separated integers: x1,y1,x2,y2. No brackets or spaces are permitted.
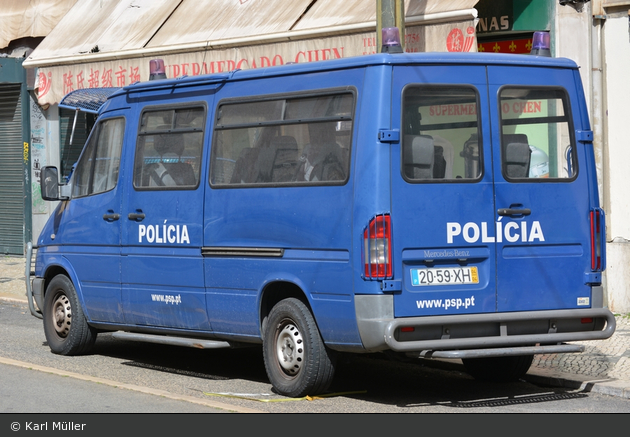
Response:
263,298,336,397
462,355,534,382
43,275,97,356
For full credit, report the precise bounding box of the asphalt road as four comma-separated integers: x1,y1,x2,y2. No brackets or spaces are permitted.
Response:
0,363,228,414
1,299,629,415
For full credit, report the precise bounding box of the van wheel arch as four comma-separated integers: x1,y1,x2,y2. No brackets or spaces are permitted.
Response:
42,266,71,299
260,281,311,336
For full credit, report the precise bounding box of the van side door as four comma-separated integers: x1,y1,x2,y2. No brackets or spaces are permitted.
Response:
58,115,126,323
120,103,210,330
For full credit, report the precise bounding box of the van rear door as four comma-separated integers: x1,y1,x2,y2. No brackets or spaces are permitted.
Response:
488,66,595,312
390,62,596,319
390,65,497,317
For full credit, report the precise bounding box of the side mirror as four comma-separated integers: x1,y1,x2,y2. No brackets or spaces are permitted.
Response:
40,166,69,201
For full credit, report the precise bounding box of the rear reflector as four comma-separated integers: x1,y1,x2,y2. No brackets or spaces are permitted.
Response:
590,208,605,271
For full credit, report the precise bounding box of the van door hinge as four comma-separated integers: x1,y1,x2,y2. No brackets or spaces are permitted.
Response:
576,130,593,143
378,129,400,143
584,272,601,285
381,279,401,292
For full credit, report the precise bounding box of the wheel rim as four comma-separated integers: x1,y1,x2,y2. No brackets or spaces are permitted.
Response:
275,321,305,377
50,292,72,338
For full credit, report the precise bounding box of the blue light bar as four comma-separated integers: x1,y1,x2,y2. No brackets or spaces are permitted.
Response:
381,27,403,54
530,31,551,57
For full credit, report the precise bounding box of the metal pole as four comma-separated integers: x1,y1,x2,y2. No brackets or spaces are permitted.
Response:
395,0,405,49
377,0,405,52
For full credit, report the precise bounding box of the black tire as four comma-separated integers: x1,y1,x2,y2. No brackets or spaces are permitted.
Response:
262,298,336,397
43,275,97,356
462,355,534,383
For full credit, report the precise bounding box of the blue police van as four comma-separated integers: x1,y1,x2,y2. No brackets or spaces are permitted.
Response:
28,42,615,397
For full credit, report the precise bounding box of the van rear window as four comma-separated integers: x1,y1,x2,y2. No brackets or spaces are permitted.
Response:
210,91,354,186
499,87,576,180
402,86,482,182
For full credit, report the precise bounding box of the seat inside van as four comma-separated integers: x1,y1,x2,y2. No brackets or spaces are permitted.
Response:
403,134,435,179
502,133,532,178
149,134,196,187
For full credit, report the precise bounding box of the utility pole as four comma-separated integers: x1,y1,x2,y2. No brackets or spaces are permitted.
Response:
376,0,405,52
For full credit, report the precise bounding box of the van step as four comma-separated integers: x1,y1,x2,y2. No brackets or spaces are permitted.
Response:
111,332,232,349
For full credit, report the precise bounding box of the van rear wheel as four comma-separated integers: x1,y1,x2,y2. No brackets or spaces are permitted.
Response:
263,298,336,397
462,355,534,382
43,275,97,356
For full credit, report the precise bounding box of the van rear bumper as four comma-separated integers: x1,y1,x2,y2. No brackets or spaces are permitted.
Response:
355,295,616,354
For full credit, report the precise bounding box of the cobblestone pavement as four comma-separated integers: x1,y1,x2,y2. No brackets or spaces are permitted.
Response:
2,255,629,399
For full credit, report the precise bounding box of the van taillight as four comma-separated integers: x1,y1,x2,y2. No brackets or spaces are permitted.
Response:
590,208,605,271
364,214,392,279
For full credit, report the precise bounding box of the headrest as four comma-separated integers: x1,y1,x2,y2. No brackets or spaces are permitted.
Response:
154,134,184,156
270,135,298,149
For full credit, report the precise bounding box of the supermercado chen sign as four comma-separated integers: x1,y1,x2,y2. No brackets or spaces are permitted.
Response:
34,21,477,106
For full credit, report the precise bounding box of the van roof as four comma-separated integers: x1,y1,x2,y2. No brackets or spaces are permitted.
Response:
99,52,579,112
125,52,577,88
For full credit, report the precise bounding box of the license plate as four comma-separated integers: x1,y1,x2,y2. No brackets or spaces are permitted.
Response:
410,266,479,286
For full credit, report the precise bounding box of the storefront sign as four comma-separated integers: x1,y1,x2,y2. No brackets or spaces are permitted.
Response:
34,21,477,106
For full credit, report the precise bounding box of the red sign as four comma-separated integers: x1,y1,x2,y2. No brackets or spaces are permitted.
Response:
477,38,532,54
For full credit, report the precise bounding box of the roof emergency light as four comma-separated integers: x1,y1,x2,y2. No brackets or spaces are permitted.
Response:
530,31,551,57
381,27,404,54
149,59,167,80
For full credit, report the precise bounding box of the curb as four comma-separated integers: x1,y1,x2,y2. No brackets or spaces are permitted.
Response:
419,356,630,400
524,367,630,399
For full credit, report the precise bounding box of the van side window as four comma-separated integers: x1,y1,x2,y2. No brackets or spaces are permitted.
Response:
499,88,576,180
134,106,205,189
71,117,124,198
402,86,482,182
210,91,353,186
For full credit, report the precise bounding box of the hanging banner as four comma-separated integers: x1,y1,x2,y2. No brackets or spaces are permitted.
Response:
34,21,477,106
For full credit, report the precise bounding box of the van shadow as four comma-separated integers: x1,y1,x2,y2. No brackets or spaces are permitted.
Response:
91,333,270,384
90,333,588,409
328,353,589,409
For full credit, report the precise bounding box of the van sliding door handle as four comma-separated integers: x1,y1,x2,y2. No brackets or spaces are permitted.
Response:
128,212,146,221
498,208,531,216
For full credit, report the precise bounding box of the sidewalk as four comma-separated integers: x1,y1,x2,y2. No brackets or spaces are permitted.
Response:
2,255,629,399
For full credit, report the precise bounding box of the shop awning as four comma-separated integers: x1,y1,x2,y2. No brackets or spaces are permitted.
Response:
25,0,480,105
0,0,78,49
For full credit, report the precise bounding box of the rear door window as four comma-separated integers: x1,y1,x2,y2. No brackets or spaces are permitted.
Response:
402,86,482,182
499,87,576,181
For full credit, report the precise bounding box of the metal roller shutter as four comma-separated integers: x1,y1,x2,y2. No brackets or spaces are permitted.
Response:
0,84,24,255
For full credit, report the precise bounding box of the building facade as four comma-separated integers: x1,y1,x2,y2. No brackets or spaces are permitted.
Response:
6,0,629,312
